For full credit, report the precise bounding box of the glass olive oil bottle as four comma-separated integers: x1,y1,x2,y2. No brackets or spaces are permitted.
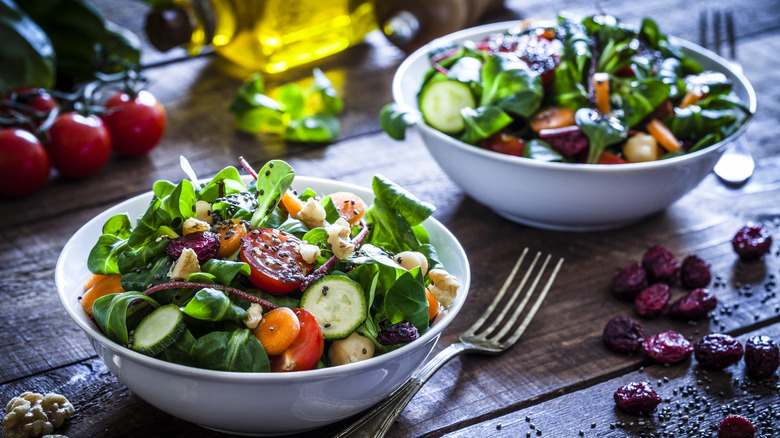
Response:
146,0,377,74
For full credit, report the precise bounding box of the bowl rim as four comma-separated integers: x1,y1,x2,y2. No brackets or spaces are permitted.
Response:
56,175,471,383
392,19,757,174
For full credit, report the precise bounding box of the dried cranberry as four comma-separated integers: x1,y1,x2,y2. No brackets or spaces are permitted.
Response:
643,330,693,364
537,125,589,157
613,381,661,414
634,284,670,318
611,264,648,300
694,334,744,369
731,224,772,260
718,415,755,438
744,335,780,378
680,254,711,289
641,245,680,284
602,316,645,354
669,288,718,320
376,321,419,346
166,231,220,263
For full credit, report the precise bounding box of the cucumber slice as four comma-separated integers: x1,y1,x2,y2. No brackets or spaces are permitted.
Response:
419,79,476,134
300,275,367,340
131,304,185,356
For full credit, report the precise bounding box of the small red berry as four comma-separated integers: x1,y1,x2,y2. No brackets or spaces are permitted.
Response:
643,330,693,364
732,224,772,260
669,288,718,320
611,264,648,300
717,415,755,438
634,283,670,318
603,316,645,354
613,381,661,414
641,245,680,284
680,254,711,289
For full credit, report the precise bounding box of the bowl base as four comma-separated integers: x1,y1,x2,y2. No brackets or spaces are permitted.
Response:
492,208,643,232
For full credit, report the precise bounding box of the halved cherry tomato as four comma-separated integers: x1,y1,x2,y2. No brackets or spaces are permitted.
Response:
214,218,248,258
240,228,314,294
270,308,324,372
481,132,526,157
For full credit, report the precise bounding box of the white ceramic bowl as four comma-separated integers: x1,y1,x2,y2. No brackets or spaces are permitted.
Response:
56,176,470,436
393,21,757,231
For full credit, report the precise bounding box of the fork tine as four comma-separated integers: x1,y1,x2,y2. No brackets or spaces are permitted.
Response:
489,252,546,341
699,10,708,48
503,255,564,347
726,11,736,59
713,10,722,55
463,248,530,337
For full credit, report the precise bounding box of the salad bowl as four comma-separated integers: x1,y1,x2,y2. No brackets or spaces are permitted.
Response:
391,20,756,231
55,175,470,436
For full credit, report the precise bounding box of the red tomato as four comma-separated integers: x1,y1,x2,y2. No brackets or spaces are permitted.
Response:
47,112,112,179
0,128,50,197
481,132,526,157
270,308,324,372
13,88,58,115
240,229,314,294
1,88,58,129
101,90,166,156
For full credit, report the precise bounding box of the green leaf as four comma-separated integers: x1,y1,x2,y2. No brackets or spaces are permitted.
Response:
181,288,247,322
101,214,132,239
576,108,628,164
283,113,340,142
117,236,169,274
615,77,670,127
157,328,196,366
87,234,127,275
250,160,295,228
523,139,564,162
311,67,343,114
93,292,160,346
370,175,435,227
379,102,419,141
479,53,544,118
120,256,172,292
278,83,305,119
196,166,247,203
0,0,55,92
191,329,270,372
383,270,429,332
200,259,251,285
459,105,513,145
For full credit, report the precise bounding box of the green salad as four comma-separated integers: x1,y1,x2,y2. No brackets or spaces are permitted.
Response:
83,158,459,372
381,13,752,164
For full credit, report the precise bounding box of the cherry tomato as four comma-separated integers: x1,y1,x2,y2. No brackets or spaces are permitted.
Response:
48,112,112,179
0,88,58,129
240,229,314,294
481,132,526,157
101,90,166,156
13,88,58,115
0,128,50,197
269,308,324,372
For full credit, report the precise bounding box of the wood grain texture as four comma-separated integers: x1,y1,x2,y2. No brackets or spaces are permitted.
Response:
1,0,780,437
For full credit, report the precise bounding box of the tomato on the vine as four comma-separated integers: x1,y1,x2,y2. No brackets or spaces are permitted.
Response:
47,112,112,179
269,308,324,372
240,228,314,294
0,128,50,197
101,90,166,156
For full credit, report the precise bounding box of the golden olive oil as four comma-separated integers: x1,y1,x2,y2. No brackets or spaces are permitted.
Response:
169,0,376,75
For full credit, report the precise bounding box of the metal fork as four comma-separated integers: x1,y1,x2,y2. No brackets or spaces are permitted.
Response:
334,248,564,438
701,10,755,185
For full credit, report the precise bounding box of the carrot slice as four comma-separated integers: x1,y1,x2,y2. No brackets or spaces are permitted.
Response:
84,273,109,292
82,274,125,316
678,90,702,108
281,191,305,218
646,119,682,152
254,307,301,356
426,289,439,320
593,72,611,114
329,191,366,226
214,218,249,258
529,107,576,133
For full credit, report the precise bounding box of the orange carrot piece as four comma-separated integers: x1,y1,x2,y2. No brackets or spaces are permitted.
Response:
84,273,109,292
426,289,439,320
215,218,249,258
81,274,125,316
529,106,576,133
593,72,611,114
281,190,305,218
678,90,702,108
254,307,301,356
646,119,682,152
329,191,367,226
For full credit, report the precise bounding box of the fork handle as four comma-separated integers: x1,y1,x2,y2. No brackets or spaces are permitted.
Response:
333,342,470,438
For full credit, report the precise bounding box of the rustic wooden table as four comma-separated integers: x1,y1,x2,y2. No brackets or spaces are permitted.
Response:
2,0,780,436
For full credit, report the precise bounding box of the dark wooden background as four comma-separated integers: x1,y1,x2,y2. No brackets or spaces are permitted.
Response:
2,0,780,436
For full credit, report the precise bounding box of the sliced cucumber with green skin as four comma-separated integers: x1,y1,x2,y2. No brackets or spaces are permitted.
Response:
419,79,476,134
300,275,367,340
131,304,185,356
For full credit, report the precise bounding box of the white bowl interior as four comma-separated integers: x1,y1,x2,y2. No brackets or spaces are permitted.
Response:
56,175,471,435
392,21,756,231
